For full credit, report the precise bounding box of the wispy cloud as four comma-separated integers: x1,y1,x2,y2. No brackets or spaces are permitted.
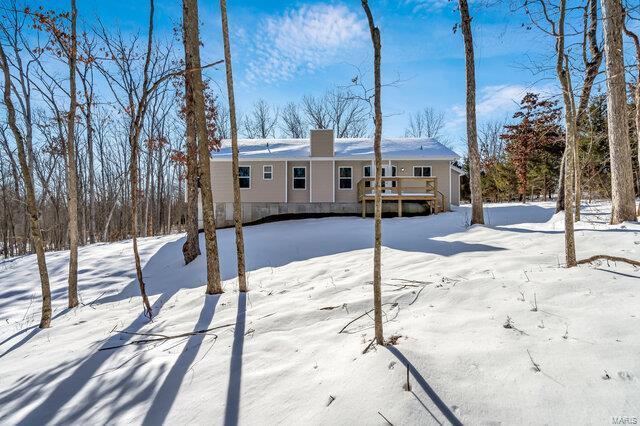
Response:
444,84,556,143
244,3,367,85
404,0,457,12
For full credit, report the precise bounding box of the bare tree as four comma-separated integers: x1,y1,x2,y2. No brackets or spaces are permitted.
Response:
457,0,484,225
280,101,307,138
405,107,445,139
241,99,278,138
0,41,52,328
66,0,80,308
214,100,230,139
219,0,247,292
556,0,578,266
325,89,368,138
361,0,384,346
623,8,640,216
183,0,223,294
601,0,636,223
302,94,330,129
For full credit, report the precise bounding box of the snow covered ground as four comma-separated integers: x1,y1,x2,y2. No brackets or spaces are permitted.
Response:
0,202,638,425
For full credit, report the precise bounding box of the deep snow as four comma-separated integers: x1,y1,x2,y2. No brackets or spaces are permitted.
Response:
0,202,638,425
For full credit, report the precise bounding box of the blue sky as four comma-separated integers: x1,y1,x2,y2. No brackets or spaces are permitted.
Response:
45,0,593,153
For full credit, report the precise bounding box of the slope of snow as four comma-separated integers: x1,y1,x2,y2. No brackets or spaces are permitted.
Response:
214,137,459,159
0,202,639,425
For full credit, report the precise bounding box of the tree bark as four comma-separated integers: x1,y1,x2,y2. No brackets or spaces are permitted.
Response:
220,0,247,292
556,0,577,267
362,0,384,346
601,0,636,223
66,0,80,308
0,43,52,328
555,152,566,212
183,0,223,294
458,0,484,224
182,85,200,264
622,14,640,216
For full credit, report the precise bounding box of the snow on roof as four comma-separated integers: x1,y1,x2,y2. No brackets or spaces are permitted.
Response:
212,137,459,160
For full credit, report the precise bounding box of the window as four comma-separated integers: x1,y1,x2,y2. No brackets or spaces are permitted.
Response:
238,166,251,188
292,167,306,189
263,165,273,180
338,167,352,189
364,165,397,187
413,166,431,177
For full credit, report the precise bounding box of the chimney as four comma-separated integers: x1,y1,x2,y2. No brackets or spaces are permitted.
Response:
310,129,334,157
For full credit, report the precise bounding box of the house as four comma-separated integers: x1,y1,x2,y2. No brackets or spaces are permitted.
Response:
199,129,463,227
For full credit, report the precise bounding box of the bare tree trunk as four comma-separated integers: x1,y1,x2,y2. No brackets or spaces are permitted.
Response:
458,0,484,224
182,91,200,263
128,0,156,319
86,103,96,243
220,0,247,292
556,153,565,212
601,0,636,223
556,0,577,267
623,14,640,216
1,43,52,328
362,0,384,346
183,0,222,294
66,0,80,308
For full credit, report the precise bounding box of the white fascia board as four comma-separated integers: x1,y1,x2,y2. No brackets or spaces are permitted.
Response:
211,156,458,162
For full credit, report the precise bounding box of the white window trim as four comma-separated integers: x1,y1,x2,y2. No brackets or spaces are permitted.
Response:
239,165,251,189
263,164,273,180
338,166,353,190
413,166,432,177
292,166,306,190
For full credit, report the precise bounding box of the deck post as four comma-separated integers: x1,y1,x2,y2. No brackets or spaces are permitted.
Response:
397,178,402,217
361,197,366,218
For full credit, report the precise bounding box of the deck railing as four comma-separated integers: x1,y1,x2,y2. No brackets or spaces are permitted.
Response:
357,177,445,216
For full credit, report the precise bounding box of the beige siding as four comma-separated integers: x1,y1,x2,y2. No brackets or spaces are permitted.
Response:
450,169,461,205
391,160,451,209
335,160,369,203
210,158,454,208
310,129,334,157
210,160,285,203
311,161,333,202
287,161,310,203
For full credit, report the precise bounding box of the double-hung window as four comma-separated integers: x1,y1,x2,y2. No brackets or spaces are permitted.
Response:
413,166,431,177
292,167,306,189
263,165,273,180
238,166,251,189
338,166,352,189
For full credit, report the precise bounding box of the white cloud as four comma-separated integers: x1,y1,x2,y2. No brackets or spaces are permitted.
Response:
444,83,557,143
404,0,458,12
244,3,367,84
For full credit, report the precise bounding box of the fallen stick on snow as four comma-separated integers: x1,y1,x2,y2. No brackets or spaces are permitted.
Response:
577,255,640,267
338,303,398,334
99,322,236,351
378,411,394,425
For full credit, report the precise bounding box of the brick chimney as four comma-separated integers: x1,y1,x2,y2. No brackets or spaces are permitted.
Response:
310,129,334,157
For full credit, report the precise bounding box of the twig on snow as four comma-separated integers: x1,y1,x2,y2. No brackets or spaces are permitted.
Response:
577,255,640,267
99,322,236,351
378,411,394,425
527,349,541,372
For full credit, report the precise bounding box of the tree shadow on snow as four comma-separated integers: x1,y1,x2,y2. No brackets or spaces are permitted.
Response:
5,257,189,425
386,346,462,426
224,292,246,426
142,294,220,425
0,308,70,359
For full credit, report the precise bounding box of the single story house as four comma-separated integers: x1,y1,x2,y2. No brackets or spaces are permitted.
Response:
199,129,463,227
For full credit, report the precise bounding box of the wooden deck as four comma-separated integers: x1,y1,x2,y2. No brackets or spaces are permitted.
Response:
357,177,446,218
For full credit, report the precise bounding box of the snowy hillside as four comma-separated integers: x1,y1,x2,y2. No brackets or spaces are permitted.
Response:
0,202,639,425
